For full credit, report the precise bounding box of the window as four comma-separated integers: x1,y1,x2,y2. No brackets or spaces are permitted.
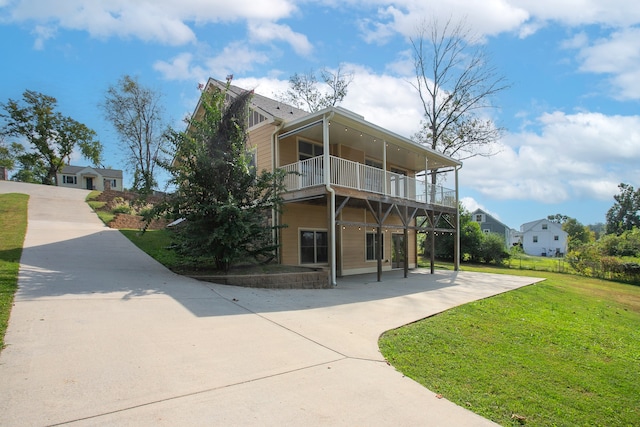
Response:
298,140,323,160
533,236,538,243
542,224,548,230
483,229,490,234
476,214,483,222
366,232,384,261
554,235,559,241
248,109,267,128
63,175,76,184
300,230,328,264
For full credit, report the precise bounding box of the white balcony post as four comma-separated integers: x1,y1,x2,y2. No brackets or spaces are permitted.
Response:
454,165,460,271
383,140,387,195
323,113,337,287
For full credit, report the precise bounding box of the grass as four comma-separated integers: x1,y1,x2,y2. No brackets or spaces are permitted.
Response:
119,229,181,269
0,193,29,350
380,265,640,426
85,191,114,225
119,228,311,275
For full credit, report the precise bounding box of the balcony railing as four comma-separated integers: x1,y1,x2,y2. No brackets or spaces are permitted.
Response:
281,155,456,208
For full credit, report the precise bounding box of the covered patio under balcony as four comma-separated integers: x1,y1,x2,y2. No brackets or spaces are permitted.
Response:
273,106,462,286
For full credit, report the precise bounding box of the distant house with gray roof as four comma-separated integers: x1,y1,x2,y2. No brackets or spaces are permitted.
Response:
57,165,123,191
470,208,512,249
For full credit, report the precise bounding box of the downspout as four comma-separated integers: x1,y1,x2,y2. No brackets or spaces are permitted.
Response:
271,119,285,264
323,111,337,287
454,163,462,271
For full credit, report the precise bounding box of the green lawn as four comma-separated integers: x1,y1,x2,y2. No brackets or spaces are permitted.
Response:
119,228,181,269
380,266,640,426
0,193,29,350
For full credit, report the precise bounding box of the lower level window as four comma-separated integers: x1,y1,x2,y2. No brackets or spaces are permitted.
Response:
300,230,328,264
366,232,384,261
63,175,76,184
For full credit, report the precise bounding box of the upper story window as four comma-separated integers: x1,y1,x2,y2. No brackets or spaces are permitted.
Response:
248,109,267,128
533,235,538,243
554,235,559,241
298,140,323,160
475,214,483,222
542,224,548,230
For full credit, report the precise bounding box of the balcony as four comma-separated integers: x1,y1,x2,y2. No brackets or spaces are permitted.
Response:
281,155,456,208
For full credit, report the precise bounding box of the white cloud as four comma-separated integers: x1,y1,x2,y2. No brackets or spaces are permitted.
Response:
567,27,640,100
463,111,640,203
154,52,203,81
460,196,502,219
155,43,271,82
248,21,313,56
3,0,298,45
337,64,422,137
509,0,640,27
353,1,530,43
31,24,56,50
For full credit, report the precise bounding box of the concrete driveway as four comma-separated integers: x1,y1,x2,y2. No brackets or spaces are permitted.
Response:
0,181,542,426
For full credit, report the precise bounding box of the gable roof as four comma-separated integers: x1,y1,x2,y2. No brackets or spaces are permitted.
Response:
470,209,512,230
205,78,309,123
520,218,566,234
61,165,123,179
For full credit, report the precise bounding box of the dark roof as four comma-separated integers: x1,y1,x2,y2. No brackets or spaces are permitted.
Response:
61,165,123,179
208,78,310,123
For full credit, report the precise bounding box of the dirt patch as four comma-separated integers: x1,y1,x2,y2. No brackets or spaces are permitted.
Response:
109,213,169,230
92,190,168,230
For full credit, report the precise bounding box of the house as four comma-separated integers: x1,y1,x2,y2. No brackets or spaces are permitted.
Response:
57,165,123,191
519,218,568,257
470,208,512,249
195,78,462,284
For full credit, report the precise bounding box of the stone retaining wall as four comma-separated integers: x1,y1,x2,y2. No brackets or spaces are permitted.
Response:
187,270,331,289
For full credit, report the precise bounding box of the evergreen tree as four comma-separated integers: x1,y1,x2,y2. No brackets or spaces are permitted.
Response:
156,81,287,271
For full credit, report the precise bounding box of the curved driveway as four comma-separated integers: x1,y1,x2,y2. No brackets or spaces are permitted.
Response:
0,181,542,426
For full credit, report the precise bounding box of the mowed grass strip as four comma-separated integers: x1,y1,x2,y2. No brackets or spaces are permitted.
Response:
0,193,29,350
379,269,640,427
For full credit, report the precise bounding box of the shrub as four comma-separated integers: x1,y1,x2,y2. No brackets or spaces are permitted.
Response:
112,204,132,214
479,232,509,265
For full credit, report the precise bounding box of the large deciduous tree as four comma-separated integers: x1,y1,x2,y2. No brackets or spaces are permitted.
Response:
102,75,168,194
606,183,640,235
411,18,509,185
155,80,287,272
277,67,353,112
1,90,102,185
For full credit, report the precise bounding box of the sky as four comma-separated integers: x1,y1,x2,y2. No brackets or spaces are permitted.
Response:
1,0,639,230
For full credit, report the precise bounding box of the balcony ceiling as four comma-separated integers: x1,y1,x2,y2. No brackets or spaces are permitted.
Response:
278,107,460,171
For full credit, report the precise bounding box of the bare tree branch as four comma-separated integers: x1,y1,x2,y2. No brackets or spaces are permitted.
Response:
410,17,509,184
276,67,353,112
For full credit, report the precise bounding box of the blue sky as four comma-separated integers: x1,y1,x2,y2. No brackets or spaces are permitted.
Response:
1,0,639,229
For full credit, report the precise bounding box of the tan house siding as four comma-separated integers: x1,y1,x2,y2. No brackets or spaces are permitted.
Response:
339,145,365,163
280,202,416,275
280,203,328,266
277,135,298,166
247,123,275,172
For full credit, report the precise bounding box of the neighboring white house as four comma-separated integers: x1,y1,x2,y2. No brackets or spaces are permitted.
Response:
57,165,123,191
519,218,568,257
